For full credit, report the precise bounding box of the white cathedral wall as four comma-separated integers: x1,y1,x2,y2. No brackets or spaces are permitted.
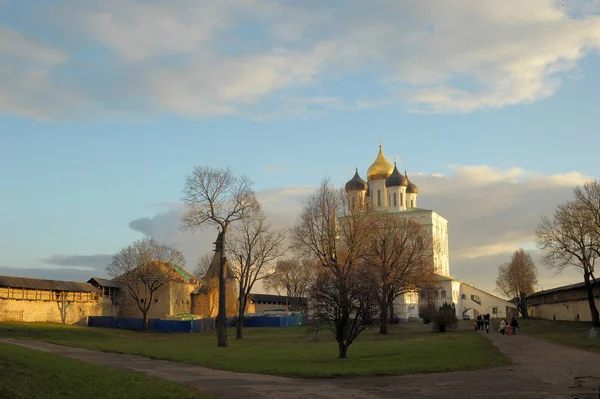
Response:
369,179,388,209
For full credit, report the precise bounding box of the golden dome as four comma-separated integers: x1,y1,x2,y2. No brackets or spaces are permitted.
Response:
367,145,394,181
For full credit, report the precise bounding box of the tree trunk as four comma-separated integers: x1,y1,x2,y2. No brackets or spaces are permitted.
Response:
236,286,245,340
379,300,389,335
143,311,149,331
216,228,229,347
519,293,529,319
338,341,348,359
584,271,600,327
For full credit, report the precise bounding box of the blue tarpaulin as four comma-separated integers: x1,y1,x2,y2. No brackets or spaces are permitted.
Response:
88,314,304,331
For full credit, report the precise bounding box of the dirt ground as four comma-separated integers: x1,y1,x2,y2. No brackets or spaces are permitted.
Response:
2,329,600,399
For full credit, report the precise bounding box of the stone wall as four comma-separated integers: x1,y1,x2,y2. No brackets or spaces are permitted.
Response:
0,295,114,325
528,299,600,322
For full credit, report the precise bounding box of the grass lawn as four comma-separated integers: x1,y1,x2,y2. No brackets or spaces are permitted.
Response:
518,318,600,353
0,342,211,399
0,322,509,378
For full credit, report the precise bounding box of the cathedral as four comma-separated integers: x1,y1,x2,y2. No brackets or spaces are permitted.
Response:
344,144,515,320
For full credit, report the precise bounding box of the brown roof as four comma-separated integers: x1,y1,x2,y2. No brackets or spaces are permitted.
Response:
87,277,121,289
0,275,100,293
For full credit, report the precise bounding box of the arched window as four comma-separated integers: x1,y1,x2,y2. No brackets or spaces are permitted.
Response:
411,199,415,207
441,290,446,298
393,193,397,207
377,190,381,207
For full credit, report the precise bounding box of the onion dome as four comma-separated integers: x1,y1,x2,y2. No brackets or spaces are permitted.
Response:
385,163,409,188
345,169,368,192
405,171,418,194
367,145,394,181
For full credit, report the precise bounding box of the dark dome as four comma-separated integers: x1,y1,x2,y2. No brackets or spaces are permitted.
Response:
385,164,408,188
345,169,368,192
405,171,418,194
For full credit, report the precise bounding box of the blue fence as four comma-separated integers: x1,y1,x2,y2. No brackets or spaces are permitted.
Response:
243,314,306,328
88,314,306,331
88,316,237,332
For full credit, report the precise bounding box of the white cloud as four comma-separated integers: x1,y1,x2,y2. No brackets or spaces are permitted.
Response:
4,0,600,119
0,25,83,119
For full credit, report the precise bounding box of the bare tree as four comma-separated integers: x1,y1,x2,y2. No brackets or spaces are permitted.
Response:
194,253,213,280
107,238,186,330
536,199,600,326
291,178,376,359
229,208,286,339
495,249,538,319
181,166,259,347
264,258,316,311
574,180,600,266
362,215,434,334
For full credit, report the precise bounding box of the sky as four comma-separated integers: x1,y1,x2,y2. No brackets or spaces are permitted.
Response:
1,0,600,294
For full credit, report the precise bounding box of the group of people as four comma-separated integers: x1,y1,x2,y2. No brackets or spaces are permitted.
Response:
474,313,491,333
499,317,519,335
473,314,519,335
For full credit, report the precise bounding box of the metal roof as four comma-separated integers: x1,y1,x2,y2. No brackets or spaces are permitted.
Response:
87,277,121,288
527,280,598,298
249,293,307,304
0,275,100,293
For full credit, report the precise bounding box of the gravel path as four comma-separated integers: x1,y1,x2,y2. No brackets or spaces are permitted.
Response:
2,330,599,399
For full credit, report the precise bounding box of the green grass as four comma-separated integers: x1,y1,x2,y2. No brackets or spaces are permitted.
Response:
0,322,509,377
518,318,600,352
0,342,211,399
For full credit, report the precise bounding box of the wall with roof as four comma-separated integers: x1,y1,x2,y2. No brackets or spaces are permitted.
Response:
117,282,173,319
168,281,195,315
0,294,114,324
458,283,515,319
528,299,600,322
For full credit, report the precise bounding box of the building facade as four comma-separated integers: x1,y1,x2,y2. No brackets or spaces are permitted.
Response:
0,276,113,324
0,232,239,324
345,144,515,320
527,281,600,322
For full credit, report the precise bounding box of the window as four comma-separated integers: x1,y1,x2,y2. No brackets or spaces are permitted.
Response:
470,295,481,305
461,294,466,300
441,290,446,298
181,299,184,304
377,190,381,207
411,199,414,207
140,298,145,304
154,298,159,303
401,192,404,206
393,193,397,207
492,307,498,315
433,290,439,298
388,193,391,207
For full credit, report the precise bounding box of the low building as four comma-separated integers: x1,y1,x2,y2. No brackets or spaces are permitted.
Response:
527,280,600,322
403,275,516,320
0,276,110,324
116,261,199,319
247,294,307,314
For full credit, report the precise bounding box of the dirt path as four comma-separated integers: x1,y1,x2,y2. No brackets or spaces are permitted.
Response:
2,332,600,399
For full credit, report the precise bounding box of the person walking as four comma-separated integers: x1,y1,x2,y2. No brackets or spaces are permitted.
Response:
510,317,519,335
499,319,507,335
484,313,490,334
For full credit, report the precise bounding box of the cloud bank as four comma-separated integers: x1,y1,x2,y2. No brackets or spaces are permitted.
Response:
1,0,600,119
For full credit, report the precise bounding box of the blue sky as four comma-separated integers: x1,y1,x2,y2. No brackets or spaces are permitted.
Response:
1,0,599,291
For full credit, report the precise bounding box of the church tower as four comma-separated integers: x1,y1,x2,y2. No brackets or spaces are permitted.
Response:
385,163,408,211
344,169,368,208
366,144,394,210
